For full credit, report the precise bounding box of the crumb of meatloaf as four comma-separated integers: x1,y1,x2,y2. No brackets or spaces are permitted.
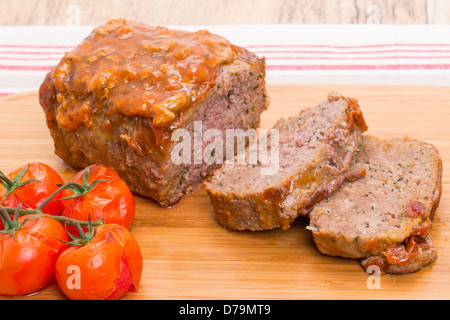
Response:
204,92,367,231
308,135,442,274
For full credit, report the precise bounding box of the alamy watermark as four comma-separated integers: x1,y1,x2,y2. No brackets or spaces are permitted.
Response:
65,264,81,289
66,4,81,26
170,121,280,176
366,265,382,289
367,5,381,24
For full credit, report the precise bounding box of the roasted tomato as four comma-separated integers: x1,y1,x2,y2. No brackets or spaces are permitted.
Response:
61,164,135,234
0,162,64,215
384,236,425,266
0,214,69,296
55,223,143,300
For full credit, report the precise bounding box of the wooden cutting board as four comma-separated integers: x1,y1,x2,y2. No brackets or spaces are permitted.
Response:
0,84,449,300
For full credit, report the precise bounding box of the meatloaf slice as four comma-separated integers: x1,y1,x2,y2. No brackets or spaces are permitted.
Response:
308,135,443,274
204,92,368,231
39,19,269,206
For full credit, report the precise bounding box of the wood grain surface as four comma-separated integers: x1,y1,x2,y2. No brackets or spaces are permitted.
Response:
1,0,449,26
0,84,449,300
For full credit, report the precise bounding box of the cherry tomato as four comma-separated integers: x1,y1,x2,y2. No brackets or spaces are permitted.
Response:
0,162,64,230
61,164,135,235
0,215,69,296
55,223,143,300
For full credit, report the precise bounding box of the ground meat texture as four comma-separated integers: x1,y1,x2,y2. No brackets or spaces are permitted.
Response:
204,92,368,231
39,19,269,206
308,135,442,274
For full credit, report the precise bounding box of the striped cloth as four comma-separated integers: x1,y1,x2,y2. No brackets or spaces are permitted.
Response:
1,24,450,97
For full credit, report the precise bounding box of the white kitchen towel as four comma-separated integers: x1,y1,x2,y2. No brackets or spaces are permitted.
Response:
1,24,450,97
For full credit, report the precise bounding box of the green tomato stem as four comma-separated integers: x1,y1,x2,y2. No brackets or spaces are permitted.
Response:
0,205,104,228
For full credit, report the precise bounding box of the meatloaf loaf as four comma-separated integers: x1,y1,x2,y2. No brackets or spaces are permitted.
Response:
204,92,368,231
308,135,443,274
39,19,269,206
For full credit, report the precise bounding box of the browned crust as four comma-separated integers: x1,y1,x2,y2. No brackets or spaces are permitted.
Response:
345,97,368,132
430,145,443,220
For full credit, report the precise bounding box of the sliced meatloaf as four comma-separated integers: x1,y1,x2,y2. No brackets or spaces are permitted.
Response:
308,135,443,274
204,92,368,231
39,19,269,206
